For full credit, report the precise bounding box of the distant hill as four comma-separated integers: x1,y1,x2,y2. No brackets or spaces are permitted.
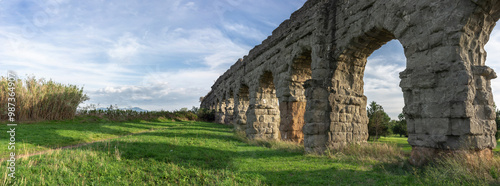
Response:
95,107,148,112
127,107,148,112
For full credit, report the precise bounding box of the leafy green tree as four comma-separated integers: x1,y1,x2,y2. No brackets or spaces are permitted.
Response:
392,113,408,137
388,120,397,135
367,101,391,141
190,106,199,113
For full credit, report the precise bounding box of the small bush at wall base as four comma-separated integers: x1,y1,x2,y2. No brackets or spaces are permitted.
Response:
197,108,215,122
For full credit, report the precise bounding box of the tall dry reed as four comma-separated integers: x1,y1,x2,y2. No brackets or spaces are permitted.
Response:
0,76,88,121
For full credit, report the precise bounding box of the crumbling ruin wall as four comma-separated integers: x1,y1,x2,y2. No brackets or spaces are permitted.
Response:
201,0,500,165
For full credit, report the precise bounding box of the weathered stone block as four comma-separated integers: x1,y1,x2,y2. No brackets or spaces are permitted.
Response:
450,118,470,136
303,122,327,135
450,101,473,118
424,118,450,135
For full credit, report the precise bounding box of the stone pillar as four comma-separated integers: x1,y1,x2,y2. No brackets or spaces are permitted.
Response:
234,85,250,131
401,40,497,165
397,0,500,165
215,100,226,124
279,49,312,143
246,72,281,140
279,101,307,143
326,73,370,150
224,95,234,125
303,79,331,153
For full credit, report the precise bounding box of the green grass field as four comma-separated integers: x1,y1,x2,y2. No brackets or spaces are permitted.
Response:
376,136,500,153
374,136,412,152
0,117,176,159
1,120,500,185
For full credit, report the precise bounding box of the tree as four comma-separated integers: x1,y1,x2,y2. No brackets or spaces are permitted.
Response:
392,113,408,137
367,101,391,141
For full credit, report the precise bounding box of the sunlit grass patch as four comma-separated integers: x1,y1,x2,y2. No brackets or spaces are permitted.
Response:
0,120,178,159
375,135,412,152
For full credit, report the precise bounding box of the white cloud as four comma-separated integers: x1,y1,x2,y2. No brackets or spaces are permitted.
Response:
154,27,250,69
107,33,143,61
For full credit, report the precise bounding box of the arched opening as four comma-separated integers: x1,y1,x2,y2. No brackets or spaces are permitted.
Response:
280,49,312,143
365,40,407,146
247,71,280,140
235,84,250,131
328,28,399,148
224,90,235,125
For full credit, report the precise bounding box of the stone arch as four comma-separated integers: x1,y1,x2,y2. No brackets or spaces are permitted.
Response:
280,47,312,143
235,84,250,131
324,28,397,149
246,71,281,140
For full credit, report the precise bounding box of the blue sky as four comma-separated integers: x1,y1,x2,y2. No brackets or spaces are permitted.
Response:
1,0,500,119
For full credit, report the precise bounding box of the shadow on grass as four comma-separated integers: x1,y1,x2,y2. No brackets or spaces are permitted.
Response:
76,122,300,170
81,139,414,185
0,120,185,158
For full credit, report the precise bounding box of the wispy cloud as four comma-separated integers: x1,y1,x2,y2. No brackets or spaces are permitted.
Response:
107,33,143,62
223,22,267,41
152,27,250,69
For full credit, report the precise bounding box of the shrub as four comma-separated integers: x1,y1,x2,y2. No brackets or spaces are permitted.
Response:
197,108,215,122
76,106,201,123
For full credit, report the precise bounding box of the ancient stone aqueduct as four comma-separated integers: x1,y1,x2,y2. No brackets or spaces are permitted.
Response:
200,0,500,164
